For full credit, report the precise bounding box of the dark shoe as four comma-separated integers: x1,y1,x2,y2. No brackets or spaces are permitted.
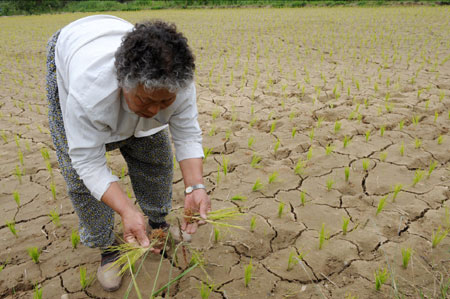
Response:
97,249,122,292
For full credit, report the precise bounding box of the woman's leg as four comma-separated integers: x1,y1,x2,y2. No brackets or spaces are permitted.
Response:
119,130,174,225
46,31,115,249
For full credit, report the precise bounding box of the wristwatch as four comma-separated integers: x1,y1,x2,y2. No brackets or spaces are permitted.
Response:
185,184,206,195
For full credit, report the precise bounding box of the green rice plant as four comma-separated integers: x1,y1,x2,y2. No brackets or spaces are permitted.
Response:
365,130,371,142
434,111,438,123
1,130,7,143
222,156,229,176
213,227,220,243
343,135,351,148
248,137,255,149
211,109,220,121
33,284,42,299
250,154,261,168
18,149,23,165
316,117,324,128
14,134,20,148
318,223,328,250
431,226,448,248
291,127,297,138
326,178,334,191
49,208,60,227
250,216,256,232
412,169,425,187
71,229,80,249
414,137,422,149
79,266,94,290
376,195,388,216
344,166,350,182
13,190,20,207
268,171,278,184
428,160,437,178
252,178,263,192
278,202,285,218
249,117,257,128
342,217,350,235
203,147,213,161
399,120,405,130
401,248,413,269
244,259,253,287
400,141,405,156
380,125,385,137
45,160,53,178
199,282,213,299
374,267,389,291
334,121,342,134
287,250,304,271
380,151,387,162
6,220,17,237
289,111,296,121
273,139,281,154
27,247,40,264
325,144,334,155
231,195,247,201
412,115,420,126
309,127,314,141
294,159,305,175
208,125,216,136
392,184,402,202
50,182,56,200
269,120,276,134
362,159,370,171
15,165,22,184
307,147,313,160
300,191,306,206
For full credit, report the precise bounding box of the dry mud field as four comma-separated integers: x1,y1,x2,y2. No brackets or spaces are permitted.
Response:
1,7,449,299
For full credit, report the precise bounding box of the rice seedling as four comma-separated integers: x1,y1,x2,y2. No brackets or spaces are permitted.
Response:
343,135,351,148
380,125,385,137
380,151,387,161
18,149,23,165
278,202,285,218
414,137,422,149
203,147,213,161
252,178,263,192
325,144,334,155
294,159,305,175
431,226,448,248
274,139,280,154
250,216,256,232
316,117,324,128
342,217,350,235
428,160,437,178
13,190,20,206
50,182,56,200
392,184,402,202
344,166,350,182
33,284,42,299
362,159,370,171
244,259,253,287
374,267,389,291
400,141,405,156
49,208,60,227
291,127,297,138
1,130,7,143
79,266,94,290
434,111,439,123
318,223,328,250
27,247,40,264
399,120,405,130
412,169,425,187
307,147,313,160
412,115,420,126
376,195,388,216
287,250,304,271
71,229,80,249
221,155,229,176
231,195,247,201
326,178,334,191
300,191,306,206
365,130,371,142
211,109,220,121
250,154,261,168
309,127,314,141
401,248,413,269
268,171,278,184
213,227,220,243
208,125,216,136
199,282,213,299
6,220,17,237
334,121,342,134
270,120,276,134
247,137,255,149
15,165,22,184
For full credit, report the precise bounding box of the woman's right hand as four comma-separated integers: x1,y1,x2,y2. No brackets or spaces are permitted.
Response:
120,207,150,247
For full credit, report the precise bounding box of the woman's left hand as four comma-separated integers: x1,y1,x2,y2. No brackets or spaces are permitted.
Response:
182,188,211,234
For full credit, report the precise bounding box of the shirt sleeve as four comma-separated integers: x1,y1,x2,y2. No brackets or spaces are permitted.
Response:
63,92,119,201
169,83,204,162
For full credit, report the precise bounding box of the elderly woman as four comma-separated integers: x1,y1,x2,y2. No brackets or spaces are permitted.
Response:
46,15,210,291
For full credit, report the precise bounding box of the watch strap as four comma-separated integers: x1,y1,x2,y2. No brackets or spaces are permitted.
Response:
185,183,206,194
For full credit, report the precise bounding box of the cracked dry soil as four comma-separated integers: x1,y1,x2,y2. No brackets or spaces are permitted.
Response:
1,7,449,299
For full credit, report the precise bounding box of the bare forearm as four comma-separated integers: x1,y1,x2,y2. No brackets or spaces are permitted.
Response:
179,158,204,187
101,181,134,216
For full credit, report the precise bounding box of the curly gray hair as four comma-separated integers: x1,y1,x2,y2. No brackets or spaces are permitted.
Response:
115,20,195,92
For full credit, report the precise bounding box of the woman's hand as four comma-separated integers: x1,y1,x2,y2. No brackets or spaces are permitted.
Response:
120,207,150,247
182,188,211,234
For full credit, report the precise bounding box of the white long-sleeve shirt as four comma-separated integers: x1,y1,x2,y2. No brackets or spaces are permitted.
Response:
54,15,203,200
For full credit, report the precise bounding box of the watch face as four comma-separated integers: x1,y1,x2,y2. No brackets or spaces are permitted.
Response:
185,186,193,194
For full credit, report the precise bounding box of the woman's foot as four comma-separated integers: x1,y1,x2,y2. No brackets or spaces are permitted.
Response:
97,248,122,292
